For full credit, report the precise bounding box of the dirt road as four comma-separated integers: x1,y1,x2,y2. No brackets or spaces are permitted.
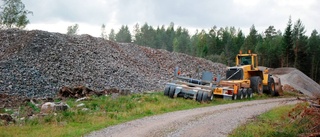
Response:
86,98,298,137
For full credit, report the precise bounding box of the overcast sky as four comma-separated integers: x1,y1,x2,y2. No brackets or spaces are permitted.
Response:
22,0,319,37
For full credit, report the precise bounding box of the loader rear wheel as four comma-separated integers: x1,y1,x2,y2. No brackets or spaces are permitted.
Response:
202,92,208,102
164,86,170,96
196,91,203,102
237,88,244,100
269,78,276,96
169,87,175,98
250,76,263,94
247,88,253,98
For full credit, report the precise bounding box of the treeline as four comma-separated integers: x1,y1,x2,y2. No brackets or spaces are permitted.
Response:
105,17,320,83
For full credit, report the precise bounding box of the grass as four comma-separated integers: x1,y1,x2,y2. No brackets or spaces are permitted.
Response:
229,102,311,137
0,92,286,137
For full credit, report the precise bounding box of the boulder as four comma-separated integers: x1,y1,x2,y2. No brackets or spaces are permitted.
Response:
41,102,69,114
0,113,15,125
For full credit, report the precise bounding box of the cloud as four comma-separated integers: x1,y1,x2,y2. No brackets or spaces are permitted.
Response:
22,0,320,36
24,0,117,24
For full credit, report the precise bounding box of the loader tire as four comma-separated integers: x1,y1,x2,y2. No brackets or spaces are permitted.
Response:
237,88,244,100
196,91,203,102
164,86,170,96
247,88,253,98
202,92,208,102
250,76,263,94
169,87,175,98
269,77,276,96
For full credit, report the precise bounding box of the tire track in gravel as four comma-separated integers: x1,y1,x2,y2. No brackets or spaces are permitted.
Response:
85,98,299,137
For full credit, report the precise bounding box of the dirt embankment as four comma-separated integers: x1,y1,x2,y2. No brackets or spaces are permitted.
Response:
0,29,226,98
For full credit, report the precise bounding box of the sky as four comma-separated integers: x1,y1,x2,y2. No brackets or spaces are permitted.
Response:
20,0,320,37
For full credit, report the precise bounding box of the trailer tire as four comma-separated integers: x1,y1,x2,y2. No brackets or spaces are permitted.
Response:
232,93,237,100
247,88,253,98
196,91,203,102
250,76,263,94
164,86,170,96
237,88,244,100
202,92,208,102
169,87,175,98
209,93,214,101
242,88,248,99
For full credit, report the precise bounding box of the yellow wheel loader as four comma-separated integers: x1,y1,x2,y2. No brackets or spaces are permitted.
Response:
213,50,283,99
163,50,283,102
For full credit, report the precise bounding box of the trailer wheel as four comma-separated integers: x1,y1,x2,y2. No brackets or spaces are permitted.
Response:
209,93,214,101
269,77,276,96
250,76,263,94
247,88,253,98
202,92,208,102
237,88,244,100
168,87,175,98
164,86,170,96
196,91,203,102
232,93,237,100
242,88,248,99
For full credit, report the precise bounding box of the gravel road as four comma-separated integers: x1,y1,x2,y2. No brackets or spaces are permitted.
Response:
86,98,298,137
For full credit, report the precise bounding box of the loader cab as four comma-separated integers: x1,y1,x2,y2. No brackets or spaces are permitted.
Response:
236,50,258,70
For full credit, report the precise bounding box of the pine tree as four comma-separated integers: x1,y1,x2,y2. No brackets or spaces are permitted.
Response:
108,29,115,41
282,16,294,67
66,24,79,35
101,24,107,39
115,25,132,42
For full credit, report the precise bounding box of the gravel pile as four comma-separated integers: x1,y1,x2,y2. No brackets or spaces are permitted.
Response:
0,29,226,98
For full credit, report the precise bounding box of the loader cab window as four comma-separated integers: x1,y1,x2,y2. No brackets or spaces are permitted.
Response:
240,56,252,65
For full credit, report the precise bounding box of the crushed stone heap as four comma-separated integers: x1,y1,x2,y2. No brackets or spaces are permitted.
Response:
0,29,226,98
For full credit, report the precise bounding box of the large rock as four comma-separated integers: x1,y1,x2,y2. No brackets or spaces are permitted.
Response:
41,102,69,113
0,113,15,125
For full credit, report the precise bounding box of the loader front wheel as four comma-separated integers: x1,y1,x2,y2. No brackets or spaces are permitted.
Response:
164,86,170,96
196,91,203,102
169,87,175,98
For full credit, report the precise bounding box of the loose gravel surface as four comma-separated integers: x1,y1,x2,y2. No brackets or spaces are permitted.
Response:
86,98,299,137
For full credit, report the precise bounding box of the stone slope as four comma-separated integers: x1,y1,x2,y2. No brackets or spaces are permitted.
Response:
0,29,226,97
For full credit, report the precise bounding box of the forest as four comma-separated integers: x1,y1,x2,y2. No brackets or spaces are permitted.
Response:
107,17,319,83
